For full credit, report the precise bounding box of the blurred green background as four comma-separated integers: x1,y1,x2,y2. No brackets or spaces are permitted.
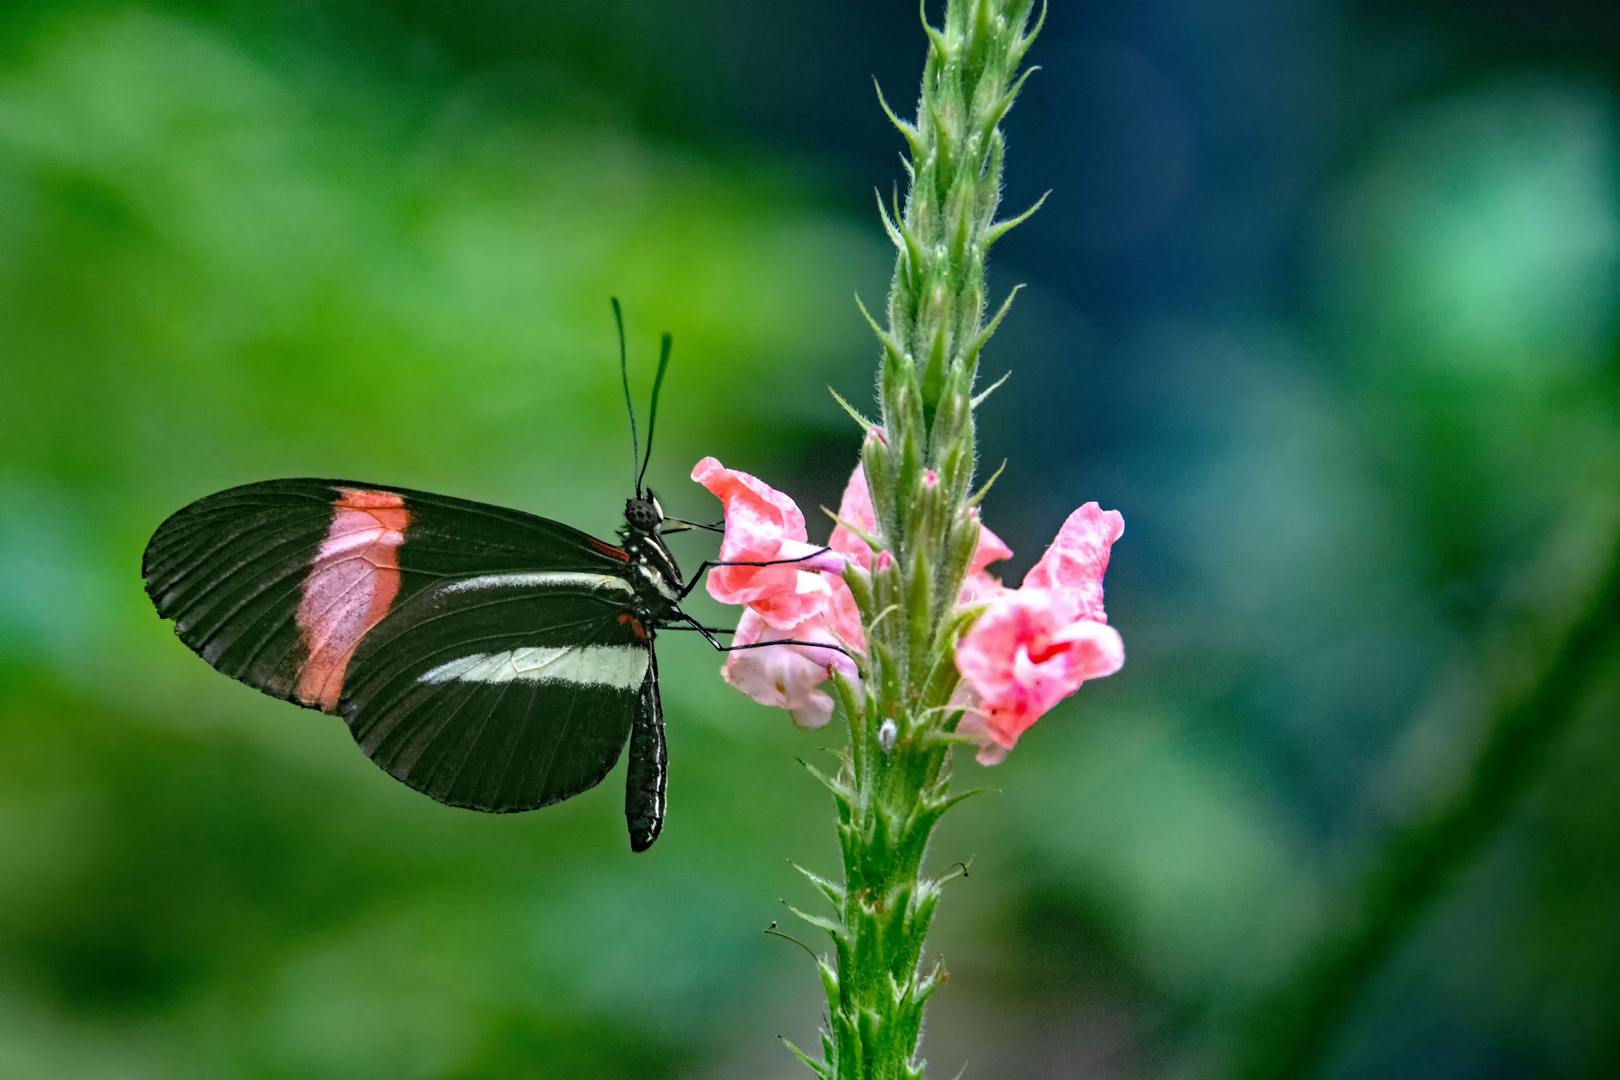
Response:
3,2,1620,1078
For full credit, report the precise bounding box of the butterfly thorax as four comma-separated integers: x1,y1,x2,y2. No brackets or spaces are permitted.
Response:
621,496,685,622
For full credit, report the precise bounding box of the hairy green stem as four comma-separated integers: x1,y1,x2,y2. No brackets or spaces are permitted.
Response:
789,3,1041,1078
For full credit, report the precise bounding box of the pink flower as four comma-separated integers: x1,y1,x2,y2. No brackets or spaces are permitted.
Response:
695,456,1073,742
695,457,862,724
954,502,1124,760
955,590,1123,751
721,608,855,729
692,457,845,629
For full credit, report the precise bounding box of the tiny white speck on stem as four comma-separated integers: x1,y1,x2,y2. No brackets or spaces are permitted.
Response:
878,718,897,754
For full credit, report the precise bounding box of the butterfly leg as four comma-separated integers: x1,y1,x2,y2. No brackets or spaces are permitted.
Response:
675,547,839,602
669,613,853,660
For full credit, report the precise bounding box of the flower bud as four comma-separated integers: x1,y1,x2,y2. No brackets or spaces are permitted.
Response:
906,545,935,675
906,468,947,560
938,438,969,502
842,562,876,623
921,321,948,407
872,548,901,623
862,426,899,543
943,509,982,606
930,390,962,454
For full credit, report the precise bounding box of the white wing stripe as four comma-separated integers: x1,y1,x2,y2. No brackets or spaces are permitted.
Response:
442,572,634,596
419,646,649,690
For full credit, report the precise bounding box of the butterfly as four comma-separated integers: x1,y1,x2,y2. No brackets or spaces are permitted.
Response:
141,301,837,851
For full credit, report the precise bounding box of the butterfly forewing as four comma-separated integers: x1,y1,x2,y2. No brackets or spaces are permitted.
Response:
142,478,653,815
142,482,339,701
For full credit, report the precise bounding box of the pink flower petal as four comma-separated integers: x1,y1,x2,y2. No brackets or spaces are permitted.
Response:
948,683,1010,766
720,609,855,729
692,456,841,629
954,586,1124,754
829,464,877,570
958,570,1011,606
692,455,807,551
776,538,848,575
1051,617,1126,681
1022,502,1123,623
969,517,1013,575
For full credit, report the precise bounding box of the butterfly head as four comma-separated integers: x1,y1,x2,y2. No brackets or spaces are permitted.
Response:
622,492,686,606
624,494,664,535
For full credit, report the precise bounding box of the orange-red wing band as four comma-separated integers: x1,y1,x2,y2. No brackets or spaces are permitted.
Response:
591,537,631,562
296,488,410,711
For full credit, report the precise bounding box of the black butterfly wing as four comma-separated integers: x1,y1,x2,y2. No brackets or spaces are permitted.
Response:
142,478,636,707
143,478,353,705
340,569,651,813
142,478,653,816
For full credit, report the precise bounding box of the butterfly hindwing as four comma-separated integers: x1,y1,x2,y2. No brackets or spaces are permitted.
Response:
339,571,650,812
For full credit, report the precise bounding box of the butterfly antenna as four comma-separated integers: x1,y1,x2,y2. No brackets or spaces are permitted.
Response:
612,298,641,497
636,332,674,496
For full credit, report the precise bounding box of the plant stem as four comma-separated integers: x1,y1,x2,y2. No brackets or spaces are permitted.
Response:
790,3,1041,1077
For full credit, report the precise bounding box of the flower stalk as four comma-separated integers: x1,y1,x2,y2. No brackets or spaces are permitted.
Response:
691,3,1118,1073
795,3,1042,1077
